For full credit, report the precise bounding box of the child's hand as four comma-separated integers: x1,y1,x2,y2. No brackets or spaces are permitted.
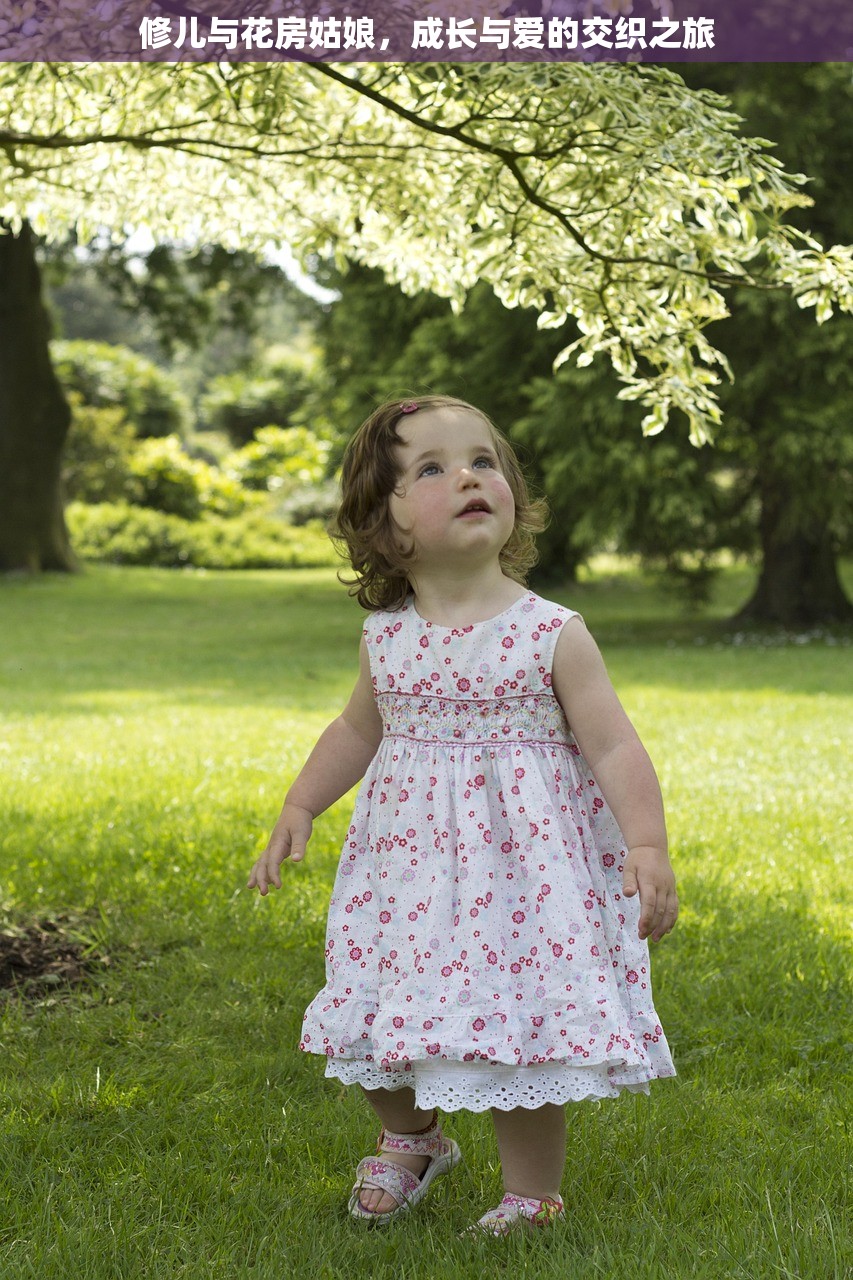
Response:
247,803,314,895
622,845,678,943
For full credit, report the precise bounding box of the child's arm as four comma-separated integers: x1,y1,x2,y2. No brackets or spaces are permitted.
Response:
247,635,383,895
551,618,678,943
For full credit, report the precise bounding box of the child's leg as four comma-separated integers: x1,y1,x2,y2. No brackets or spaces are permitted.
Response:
490,1103,566,1200
357,1086,436,1215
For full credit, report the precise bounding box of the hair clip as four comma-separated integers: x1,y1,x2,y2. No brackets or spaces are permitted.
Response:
399,401,419,414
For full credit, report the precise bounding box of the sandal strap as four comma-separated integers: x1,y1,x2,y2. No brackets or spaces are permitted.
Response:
353,1156,421,1207
377,1111,445,1158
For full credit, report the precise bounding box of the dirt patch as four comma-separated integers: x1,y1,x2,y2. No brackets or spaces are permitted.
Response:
0,916,111,1000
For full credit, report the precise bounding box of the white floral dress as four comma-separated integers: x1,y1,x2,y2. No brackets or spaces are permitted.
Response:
300,592,675,1111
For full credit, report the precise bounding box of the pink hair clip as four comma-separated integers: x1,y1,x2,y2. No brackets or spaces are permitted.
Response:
399,401,419,414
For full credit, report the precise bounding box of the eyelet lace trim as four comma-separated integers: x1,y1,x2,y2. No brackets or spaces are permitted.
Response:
376,692,572,746
325,1057,652,1112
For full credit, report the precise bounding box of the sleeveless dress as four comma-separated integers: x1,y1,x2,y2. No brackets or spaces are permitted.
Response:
299,592,675,1112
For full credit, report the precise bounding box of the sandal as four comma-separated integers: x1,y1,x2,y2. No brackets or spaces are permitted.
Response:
348,1111,462,1223
464,1192,565,1237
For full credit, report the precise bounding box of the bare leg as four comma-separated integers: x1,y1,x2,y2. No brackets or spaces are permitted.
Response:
491,1103,566,1200
357,1086,436,1215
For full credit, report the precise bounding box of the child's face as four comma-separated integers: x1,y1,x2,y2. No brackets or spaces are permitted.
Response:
388,408,516,568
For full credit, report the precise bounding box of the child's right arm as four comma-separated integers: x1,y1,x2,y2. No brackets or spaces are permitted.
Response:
247,635,383,895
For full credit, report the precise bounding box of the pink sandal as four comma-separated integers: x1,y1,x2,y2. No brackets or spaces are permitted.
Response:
464,1192,565,1237
348,1111,462,1223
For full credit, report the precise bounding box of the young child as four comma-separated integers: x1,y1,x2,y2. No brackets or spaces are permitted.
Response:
248,395,678,1236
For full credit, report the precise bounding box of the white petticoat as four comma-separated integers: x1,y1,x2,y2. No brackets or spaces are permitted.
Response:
324,1057,650,1112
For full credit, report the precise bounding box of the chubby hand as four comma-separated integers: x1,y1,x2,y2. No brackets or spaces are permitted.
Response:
247,802,313,895
622,845,678,942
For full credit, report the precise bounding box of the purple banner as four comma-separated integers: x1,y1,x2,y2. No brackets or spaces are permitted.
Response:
1,1,852,63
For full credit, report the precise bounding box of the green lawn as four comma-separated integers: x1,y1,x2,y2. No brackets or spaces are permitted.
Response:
1,564,850,1279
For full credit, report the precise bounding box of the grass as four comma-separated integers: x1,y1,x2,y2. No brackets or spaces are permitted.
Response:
0,562,850,1279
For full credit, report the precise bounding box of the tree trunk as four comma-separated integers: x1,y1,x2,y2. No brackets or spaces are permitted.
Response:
0,221,76,573
735,472,852,626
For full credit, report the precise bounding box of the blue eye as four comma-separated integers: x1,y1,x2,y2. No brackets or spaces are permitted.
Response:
418,463,440,477
473,456,495,469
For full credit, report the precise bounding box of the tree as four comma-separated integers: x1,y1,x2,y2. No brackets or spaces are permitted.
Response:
679,63,853,623
0,220,74,572
1,62,852,574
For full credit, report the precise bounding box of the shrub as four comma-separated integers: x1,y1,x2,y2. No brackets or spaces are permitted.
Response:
198,348,319,444
52,340,191,438
66,502,339,570
61,395,139,504
128,436,208,520
226,425,332,493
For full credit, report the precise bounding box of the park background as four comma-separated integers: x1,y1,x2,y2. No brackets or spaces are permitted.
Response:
1,59,851,1278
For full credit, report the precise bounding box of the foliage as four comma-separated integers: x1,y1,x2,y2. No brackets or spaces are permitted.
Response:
128,435,261,520
60,394,139,505
127,435,209,520
51,339,190,438
4,62,853,442
65,502,338,570
226,425,332,495
200,352,320,445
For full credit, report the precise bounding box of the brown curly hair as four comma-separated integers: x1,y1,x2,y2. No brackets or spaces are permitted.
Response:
330,395,549,612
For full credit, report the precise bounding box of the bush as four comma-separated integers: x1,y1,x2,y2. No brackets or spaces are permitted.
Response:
61,395,139,504
226,425,332,494
52,340,191,438
128,436,208,520
66,502,339,570
198,348,320,444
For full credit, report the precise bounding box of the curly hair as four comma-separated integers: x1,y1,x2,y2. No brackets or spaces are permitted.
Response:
330,395,549,612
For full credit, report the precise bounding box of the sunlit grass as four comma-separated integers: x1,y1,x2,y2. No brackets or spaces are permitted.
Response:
1,564,850,1279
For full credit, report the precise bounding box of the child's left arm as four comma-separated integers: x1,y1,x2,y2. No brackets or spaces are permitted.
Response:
551,618,679,944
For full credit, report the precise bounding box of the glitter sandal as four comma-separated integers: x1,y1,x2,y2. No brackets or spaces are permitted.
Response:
464,1192,565,1237
348,1111,462,1224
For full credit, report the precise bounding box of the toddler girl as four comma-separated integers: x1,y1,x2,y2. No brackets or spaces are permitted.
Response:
248,395,678,1236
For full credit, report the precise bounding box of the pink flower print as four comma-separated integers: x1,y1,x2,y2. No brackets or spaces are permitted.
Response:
495,685,506,696
502,637,514,649
379,910,391,924
487,951,498,965
474,774,485,787
552,943,563,957
419,635,429,648
426,1043,441,1055
593,797,604,812
441,965,453,977
512,910,526,923
349,947,362,960
515,767,525,779
603,852,615,867
457,677,471,692
541,883,551,896
422,1019,434,1030
626,970,639,984
501,841,513,854
412,682,422,695
408,911,418,922
532,1015,544,1027
510,962,522,974
399,789,409,801
472,1017,486,1031
392,1016,404,1029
